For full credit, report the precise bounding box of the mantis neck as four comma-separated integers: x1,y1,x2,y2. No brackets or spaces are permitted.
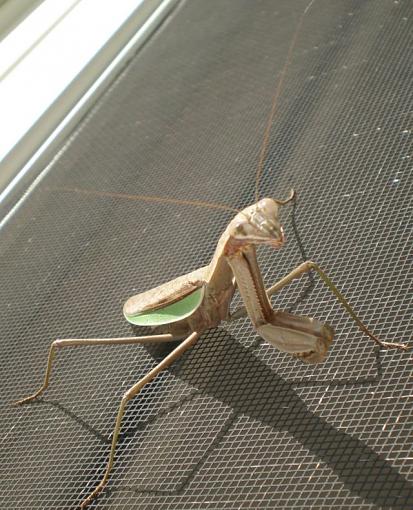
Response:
206,230,235,291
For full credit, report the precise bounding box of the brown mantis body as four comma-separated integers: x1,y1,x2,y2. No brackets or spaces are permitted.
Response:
12,1,410,508
14,191,409,507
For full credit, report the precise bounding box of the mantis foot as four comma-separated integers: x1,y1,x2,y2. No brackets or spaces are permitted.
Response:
377,341,410,352
80,481,106,509
13,390,43,405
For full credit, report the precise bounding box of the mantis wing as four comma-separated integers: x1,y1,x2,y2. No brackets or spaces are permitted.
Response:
124,286,205,326
123,266,207,326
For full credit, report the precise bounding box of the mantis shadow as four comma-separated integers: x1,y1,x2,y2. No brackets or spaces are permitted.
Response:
138,328,413,509
39,326,412,509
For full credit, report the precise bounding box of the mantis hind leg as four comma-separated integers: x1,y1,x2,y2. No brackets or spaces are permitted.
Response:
13,334,176,405
266,261,409,352
79,331,200,509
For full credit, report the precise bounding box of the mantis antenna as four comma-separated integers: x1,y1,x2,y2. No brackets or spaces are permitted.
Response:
47,186,240,213
255,0,317,201
48,1,317,215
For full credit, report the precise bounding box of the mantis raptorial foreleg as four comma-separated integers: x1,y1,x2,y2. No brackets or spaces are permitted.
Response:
14,334,176,405
79,330,200,509
231,261,409,351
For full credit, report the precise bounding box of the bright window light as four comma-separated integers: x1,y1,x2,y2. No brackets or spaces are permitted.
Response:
0,0,144,163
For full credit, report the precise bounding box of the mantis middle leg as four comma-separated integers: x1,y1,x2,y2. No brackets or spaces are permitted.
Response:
266,261,409,351
231,261,409,351
80,330,200,509
14,334,176,405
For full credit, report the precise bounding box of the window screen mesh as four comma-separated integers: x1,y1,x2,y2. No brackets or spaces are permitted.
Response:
1,0,412,509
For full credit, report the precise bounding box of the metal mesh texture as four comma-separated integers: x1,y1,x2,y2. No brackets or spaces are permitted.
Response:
1,0,412,508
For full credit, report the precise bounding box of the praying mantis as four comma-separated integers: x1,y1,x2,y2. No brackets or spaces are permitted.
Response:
12,1,411,509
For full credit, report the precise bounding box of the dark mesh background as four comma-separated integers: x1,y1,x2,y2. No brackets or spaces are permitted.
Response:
1,0,412,508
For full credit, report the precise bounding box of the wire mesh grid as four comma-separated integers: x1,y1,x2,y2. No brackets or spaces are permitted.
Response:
1,0,412,508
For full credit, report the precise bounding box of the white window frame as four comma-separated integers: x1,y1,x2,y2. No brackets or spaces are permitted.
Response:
0,0,178,215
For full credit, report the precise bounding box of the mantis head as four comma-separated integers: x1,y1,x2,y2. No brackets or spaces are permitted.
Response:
228,190,296,250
